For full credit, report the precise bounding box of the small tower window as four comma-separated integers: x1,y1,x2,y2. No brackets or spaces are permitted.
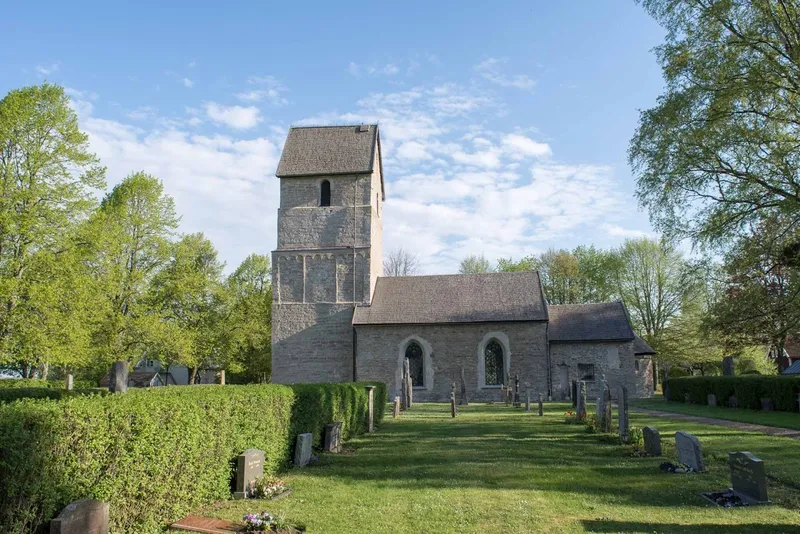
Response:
320,180,331,206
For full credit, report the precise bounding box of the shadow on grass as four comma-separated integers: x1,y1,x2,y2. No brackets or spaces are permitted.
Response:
582,520,800,533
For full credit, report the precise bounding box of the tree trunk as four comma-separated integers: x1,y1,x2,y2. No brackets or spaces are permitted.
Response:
38,362,49,381
188,367,198,384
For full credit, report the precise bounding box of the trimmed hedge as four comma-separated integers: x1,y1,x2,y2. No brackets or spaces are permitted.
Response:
0,387,109,404
666,376,800,411
0,378,96,389
0,381,385,533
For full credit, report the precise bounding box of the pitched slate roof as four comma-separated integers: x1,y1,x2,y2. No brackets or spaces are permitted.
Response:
548,302,635,343
783,360,800,375
633,335,657,355
353,271,548,325
276,125,379,177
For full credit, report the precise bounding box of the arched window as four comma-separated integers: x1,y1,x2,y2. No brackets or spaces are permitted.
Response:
320,180,331,206
405,341,424,387
484,340,504,386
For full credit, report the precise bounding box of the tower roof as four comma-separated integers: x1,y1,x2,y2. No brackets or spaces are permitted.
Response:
276,124,380,178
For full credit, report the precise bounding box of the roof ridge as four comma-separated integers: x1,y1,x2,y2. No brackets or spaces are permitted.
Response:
288,123,379,130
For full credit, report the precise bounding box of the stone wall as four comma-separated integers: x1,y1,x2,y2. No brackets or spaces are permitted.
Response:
355,322,548,402
550,341,651,400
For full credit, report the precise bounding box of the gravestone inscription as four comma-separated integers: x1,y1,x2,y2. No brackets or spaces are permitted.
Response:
729,452,769,504
643,426,661,456
675,431,705,472
324,421,343,453
234,449,264,499
50,499,109,534
294,433,312,467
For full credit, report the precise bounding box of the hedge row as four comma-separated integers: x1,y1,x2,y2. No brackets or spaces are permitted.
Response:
0,382,384,533
0,378,96,389
666,376,800,411
0,387,109,404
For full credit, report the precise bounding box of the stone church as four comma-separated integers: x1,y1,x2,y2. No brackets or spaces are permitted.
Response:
271,124,654,401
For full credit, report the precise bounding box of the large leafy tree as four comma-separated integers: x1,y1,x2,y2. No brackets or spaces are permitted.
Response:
458,254,491,274
0,84,105,375
632,0,800,245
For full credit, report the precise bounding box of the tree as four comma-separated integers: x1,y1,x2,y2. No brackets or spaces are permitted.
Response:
632,0,800,245
496,255,537,273
383,247,421,276
149,233,227,382
225,254,273,383
573,245,619,303
0,84,105,375
458,254,491,274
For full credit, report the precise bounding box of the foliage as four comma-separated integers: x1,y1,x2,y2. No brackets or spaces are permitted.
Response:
0,378,94,389
0,381,383,533
252,476,287,500
458,254,491,274
383,247,421,276
0,387,108,404
666,376,800,412
628,426,644,447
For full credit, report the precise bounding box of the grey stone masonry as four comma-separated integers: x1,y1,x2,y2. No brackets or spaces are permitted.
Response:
550,340,646,401
675,431,705,472
643,426,661,456
294,433,313,467
618,386,629,444
109,361,128,393
324,422,343,453
50,499,109,534
234,449,264,499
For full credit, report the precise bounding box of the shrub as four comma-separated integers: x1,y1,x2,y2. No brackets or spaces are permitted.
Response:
0,388,108,404
0,378,96,389
0,381,385,533
665,376,800,412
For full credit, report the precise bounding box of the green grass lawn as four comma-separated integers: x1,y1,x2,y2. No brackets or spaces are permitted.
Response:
207,403,800,533
631,396,800,431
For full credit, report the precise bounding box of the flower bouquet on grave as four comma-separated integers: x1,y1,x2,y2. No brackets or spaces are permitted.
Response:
243,512,275,532
659,461,694,474
252,476,288,500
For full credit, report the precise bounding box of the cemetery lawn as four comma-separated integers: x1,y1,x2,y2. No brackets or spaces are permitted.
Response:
207,403,800,533
631,396,800,431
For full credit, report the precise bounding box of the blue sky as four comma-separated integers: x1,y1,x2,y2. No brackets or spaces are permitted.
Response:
2,1,666,273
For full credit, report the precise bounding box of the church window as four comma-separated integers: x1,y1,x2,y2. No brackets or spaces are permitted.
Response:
320,180,331,206
405,341,424,386
484,340,504,386
578,363,595,381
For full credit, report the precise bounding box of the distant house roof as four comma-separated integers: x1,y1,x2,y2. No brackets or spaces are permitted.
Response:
633,335,657,355
353,271,548,326
276,124,380,177
548,302,635,343
783,360,800,375
785,337,800,361
99,371,160,388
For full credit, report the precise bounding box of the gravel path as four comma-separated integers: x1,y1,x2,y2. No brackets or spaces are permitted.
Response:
629,407,800,440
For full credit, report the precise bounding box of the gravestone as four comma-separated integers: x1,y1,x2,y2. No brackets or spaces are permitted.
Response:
618,386,629,444
324,421,343,453
403,357,413,409
576,381,587,422
233,449,264,499
602,385,612,433
450,391,457,418
407,374,414,408
760,398,774,412
571,380,577,408
643,426,661,456
459,365,469,406
219,370,226,385
513,375,520,407
537,393,543,417
675,431,705,472
525,389,531,412
65,374,74,391
401,378,408,410
728,395,739,409
393,396,400,418
294,433,312,467
109,361,128,393
50,499,109,534
684,392,691,404
723,356,735,376
729,452,769,504
366,385,375,433
707,393,716,407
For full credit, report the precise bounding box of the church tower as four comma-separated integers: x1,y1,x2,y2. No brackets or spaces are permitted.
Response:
271,125,384,383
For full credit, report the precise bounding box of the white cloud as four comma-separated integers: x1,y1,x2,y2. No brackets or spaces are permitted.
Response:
600,224,655,239
182,78,194,88
35,62,60,76
127,106,158,121
502,133,551,159
348,61,403,77
204,102,262,130
475,57,536,90
235,76,288,106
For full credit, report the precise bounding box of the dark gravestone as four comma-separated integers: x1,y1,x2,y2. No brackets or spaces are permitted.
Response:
324,421,342,453
366,385,375,433
392,396,400,418
675,431,705,472
643,426,661,456
50,499,109,534
513,374,520,407
618,386,629,444
400,378,408,410
233,449,264,499
109,361,128,393
459,365,469,406
728,395,739,409
525,387,531,412
729,452,769,504
537,393,543,417
450,391,457,418
576,381,587,422
707,393,717,407
760,398,774,412
723,356,735,376
571,380,577,408
294,433,312,467
684,392,691,404
602,385,612,433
